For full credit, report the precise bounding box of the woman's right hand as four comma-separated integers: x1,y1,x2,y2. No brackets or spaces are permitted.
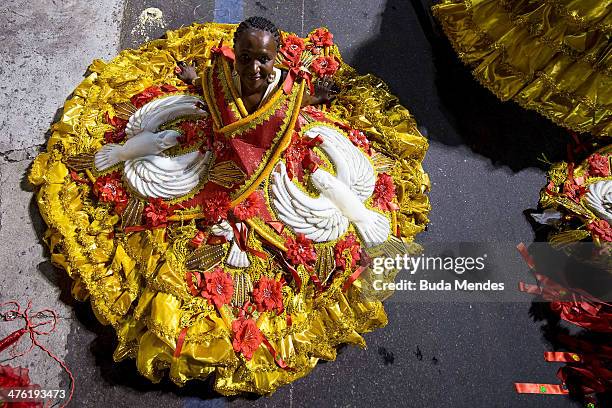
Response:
175,61,197,84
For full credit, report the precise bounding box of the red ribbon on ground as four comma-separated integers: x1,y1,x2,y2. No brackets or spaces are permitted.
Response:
514,383,569,395
0,301,75,408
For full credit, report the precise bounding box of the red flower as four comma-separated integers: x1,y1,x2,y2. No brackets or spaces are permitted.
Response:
281,35,305,60
563,178,586,203
93,173,129,213
334,232,361,271
252,276,283,313
373,173,397,211
130,86,164,108
309,28,334,47
232,317,263,360
587,153,610,177
200,191,231,225
587,219,612,242
310,56,339,77
178,119,208,146
284,133,323,181
144,197,170,228
202,267,234,308
0,365,42,407
285,233,317,268
103,112,128,143
348,129,371,154
233,191,265,221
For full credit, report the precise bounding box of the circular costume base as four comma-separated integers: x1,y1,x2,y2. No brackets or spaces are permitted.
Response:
29,23,430,395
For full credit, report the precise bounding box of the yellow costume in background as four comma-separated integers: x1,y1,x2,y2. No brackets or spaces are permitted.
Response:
432,0,612,137
29,23,430,394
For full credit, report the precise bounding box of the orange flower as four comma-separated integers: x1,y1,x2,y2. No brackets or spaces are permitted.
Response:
310,56,339,77
202,267,234,308
285,234,317,267
309,28,334,47
252,276,283,313
232,317,263,360
373,173,397,211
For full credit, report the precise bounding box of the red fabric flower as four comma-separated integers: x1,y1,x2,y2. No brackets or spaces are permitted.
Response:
144,197,170,228
587,153,610,177
309,28,334,47
202,267,234,308
103,112,128,144
130,86,165,108
281,35,305,60
334,232,361,271
310,56,339,77
93,173,129,213
285,233,317,268
373,173,397,211
233,191,266,221
348,129,371,154
252,276,283,313
587,219,612,242
178,119,208,146
200,191,231,225
0,365,42,407
563,178,586,203
232,317,263,360
284,133,323,181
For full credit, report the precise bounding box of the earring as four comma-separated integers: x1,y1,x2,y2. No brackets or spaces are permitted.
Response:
232,69,238,77
267,71,276,84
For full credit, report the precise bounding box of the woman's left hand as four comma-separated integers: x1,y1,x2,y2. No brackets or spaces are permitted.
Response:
312,76,339,104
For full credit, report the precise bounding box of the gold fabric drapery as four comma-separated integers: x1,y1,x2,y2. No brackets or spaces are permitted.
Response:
432,0,612,137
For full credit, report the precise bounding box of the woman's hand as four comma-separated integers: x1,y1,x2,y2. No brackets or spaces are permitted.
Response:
175,61,197,84
312,76,339,104
302,76,339,107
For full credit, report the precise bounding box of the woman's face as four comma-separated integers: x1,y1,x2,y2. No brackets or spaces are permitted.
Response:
234,29,277,94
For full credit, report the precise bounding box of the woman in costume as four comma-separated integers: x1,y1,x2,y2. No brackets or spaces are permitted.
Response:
29,17,430,394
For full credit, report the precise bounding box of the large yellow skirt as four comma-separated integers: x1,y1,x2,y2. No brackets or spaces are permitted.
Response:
432,0,612,137
28,23,430,395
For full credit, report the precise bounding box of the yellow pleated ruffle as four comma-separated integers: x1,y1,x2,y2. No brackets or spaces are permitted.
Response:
28,22,430,395
432,0,612,137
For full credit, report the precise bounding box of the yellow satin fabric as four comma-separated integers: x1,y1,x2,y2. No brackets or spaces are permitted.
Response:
432,0,612,137
28,23,430,395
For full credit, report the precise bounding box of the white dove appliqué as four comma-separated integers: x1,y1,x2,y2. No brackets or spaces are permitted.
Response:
94,95,212,199
271,125,390,247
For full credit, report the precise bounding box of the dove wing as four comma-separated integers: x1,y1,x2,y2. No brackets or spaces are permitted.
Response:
125,95,207,138
271,162,349,242
124,151,211,199
303,125,375,202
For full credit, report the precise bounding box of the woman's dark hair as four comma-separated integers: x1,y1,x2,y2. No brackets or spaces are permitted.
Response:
233,16,281,49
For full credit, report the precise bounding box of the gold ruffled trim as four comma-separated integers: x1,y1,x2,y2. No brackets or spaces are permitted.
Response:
432,0,612,137
29,23,430,395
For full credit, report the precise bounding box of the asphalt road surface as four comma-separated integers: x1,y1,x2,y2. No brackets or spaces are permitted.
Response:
1,0,590,407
